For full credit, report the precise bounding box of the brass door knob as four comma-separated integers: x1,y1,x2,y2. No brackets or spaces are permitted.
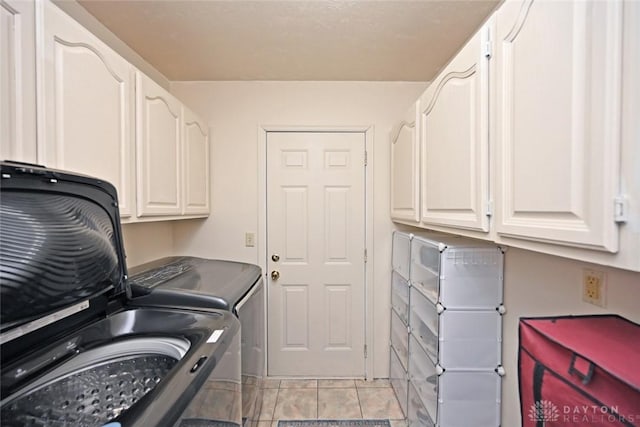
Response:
272,254,280,262
271,270,280,281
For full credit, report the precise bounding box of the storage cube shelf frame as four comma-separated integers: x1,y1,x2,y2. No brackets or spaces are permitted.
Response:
390,231,506,426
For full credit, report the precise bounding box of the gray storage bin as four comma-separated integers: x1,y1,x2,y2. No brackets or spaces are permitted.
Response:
409,286,438,364
391,271,410,325
410,234,504,309
392,231,412,280
437,369,501,427
390,345,408,417
438,309,502,369
390,309,409,371
409,334,438,422
408,380,435,427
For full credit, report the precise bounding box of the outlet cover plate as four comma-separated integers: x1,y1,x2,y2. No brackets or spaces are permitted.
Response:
582,269,606,307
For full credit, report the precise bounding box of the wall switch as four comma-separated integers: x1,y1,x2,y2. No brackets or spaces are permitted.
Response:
245,232,256,247
582,269,606,307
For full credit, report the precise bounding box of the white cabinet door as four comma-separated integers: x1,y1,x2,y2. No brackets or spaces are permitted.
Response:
135,71,182,217
37,0,134,217
1,0,37,163
418,20,492,233
182,106,210,215
494,0,623,252
391,101,420,223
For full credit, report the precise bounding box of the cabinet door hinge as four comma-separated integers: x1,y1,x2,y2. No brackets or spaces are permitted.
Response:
614,195,628,223
364,249,368,263
364,344,368,358
485,200,494,217
364,151,368,166
483,25,493,59
484,40,492,59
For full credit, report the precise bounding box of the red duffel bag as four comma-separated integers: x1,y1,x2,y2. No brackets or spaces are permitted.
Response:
519,315,640,426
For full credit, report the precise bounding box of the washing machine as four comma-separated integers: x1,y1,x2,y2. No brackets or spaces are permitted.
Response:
0,162,242,427
128,257,265,427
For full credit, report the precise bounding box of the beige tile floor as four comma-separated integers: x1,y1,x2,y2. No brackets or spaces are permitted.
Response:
257,379,407,427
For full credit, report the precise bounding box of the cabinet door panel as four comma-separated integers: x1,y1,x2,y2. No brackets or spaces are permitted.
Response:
391,101,420,223
136,72,181,216
419,21,491,233
495,0,622,251
182,107,210,215
1,0,37,163
38,1,134,217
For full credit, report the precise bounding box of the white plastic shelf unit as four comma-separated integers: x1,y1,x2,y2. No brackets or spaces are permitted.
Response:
410,232,504,426
390,231,412,417
391,231,505,426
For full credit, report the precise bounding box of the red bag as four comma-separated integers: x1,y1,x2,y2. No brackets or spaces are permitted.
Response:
519,315,640,426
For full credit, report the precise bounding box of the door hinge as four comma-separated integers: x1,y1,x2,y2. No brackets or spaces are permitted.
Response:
484,40,492,59
364,151,368,166
485,200,493,217
483,23,493,59
614,195,628,223
364,249,368,263
364,344,368,358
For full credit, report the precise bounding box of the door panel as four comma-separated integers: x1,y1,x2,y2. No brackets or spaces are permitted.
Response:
282,285,309,348
267,132,365,377
390,101,420,223
282,186,308,261
39,1,133,217
418,20,491,233
495,0,622,251
182,106,210,215
1,0,37,164
136,72,182,216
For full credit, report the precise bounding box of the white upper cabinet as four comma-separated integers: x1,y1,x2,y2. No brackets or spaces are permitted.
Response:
37,0,134,217
418,19,493,234
1,0,37,164
182,106,210,215
390,101,420,223
494,0,623,252
135,71,182,217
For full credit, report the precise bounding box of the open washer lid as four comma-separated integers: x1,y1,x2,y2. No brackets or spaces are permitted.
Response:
0,162,128,338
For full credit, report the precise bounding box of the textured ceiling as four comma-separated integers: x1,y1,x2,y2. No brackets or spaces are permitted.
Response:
76,0,500,82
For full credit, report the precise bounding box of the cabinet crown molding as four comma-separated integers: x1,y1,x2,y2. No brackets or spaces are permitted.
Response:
391,120,415,145
422,64,476,116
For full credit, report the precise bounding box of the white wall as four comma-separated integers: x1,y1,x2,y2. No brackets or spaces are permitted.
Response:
170,80,428,377
501,248,640,426
121,222,175,268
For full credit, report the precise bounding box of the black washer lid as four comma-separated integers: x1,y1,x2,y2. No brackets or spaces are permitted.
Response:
0,162,128,334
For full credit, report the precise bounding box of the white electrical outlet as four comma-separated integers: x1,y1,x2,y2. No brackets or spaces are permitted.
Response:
245,232,255,247
582,269,606,307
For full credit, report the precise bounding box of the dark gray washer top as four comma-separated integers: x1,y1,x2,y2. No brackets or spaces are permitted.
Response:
128,257,262,312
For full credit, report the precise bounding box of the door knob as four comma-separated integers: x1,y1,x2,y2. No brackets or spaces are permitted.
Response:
271,270,280,281
272,254,280,262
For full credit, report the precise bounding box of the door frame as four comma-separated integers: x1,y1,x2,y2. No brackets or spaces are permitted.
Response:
258,125,374,379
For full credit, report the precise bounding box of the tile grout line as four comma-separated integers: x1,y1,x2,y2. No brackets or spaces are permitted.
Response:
273,384,281,423
355,386,364,420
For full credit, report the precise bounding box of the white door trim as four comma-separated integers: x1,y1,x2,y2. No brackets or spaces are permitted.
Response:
258,125,375,379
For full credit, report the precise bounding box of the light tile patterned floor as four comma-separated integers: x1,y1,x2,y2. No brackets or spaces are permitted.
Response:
256,379,407,427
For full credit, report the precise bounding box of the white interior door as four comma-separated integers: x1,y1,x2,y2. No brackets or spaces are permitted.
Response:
267,131,366,377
